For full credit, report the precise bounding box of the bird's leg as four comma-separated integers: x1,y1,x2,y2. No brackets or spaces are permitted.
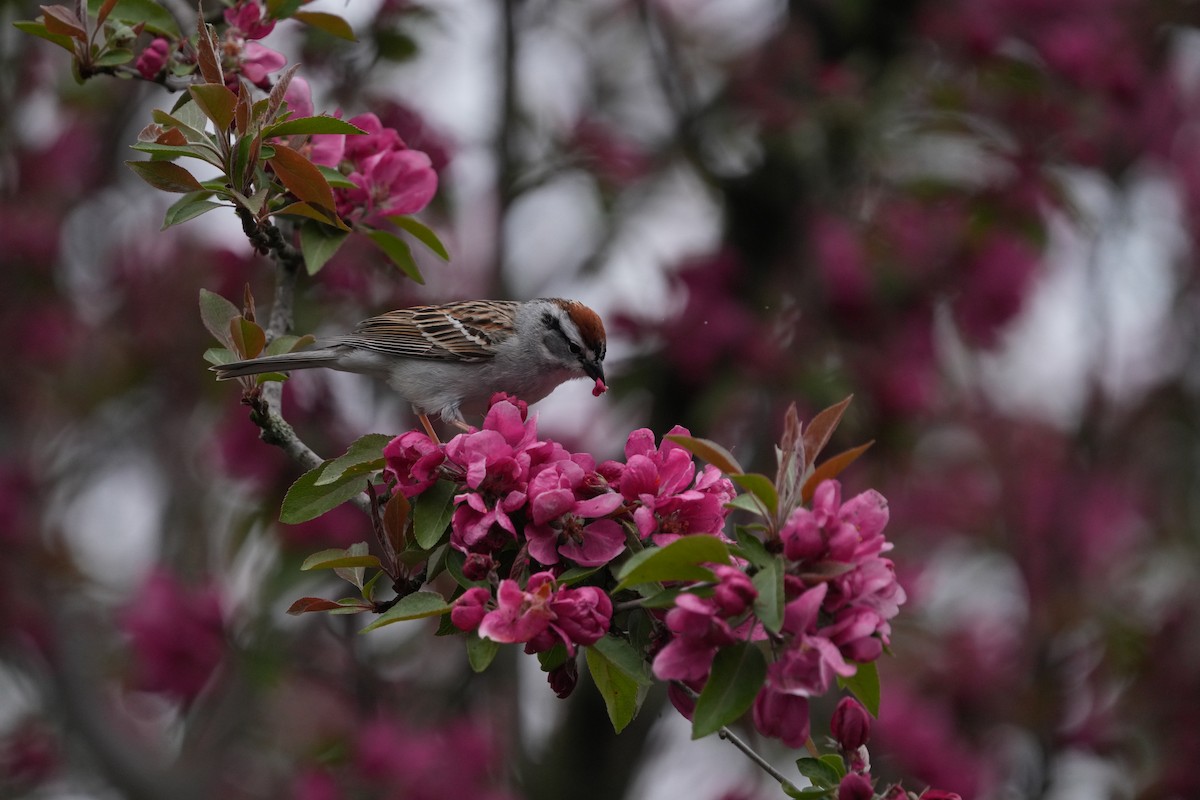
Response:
418,412,441,444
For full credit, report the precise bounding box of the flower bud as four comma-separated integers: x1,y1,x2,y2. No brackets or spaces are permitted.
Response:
548,658,578,699
831,696,872,752
462,552,497,582
837,773,874,800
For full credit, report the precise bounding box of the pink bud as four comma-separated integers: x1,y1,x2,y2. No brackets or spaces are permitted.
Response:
838,773,874,800
831,696,872,752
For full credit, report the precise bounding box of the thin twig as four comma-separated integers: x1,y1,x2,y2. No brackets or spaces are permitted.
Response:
717,725,801,793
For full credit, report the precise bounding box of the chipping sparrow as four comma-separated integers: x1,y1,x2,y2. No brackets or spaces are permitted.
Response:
212,298,608,431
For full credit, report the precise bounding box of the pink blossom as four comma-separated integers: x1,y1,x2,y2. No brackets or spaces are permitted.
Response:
224,0,276,39
342,148,438,223
343,113,406,161
619,426,734,544
121,569,225,701
383,430,446,498
238,41,287,88
547,585,613,649
651,594,736,682
525,459,626,567
780,481,891,564
477,573,555,644
450,587,492,632
135,38,170,80
752,687,810,748
838,773,874,800
712,564,757,616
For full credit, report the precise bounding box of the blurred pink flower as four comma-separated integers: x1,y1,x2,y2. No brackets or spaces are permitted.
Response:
121,569,225,701
224,0,276,39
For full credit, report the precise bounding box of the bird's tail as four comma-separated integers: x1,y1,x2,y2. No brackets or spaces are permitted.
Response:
211,349,340,380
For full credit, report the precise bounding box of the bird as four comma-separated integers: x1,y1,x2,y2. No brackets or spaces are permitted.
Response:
212,298,608,438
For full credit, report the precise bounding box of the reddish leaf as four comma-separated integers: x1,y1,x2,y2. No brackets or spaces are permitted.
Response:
190,83,238,134
96,0,120,25
268,144,338,213
286,597,342,615
801,441,873,503
156,127,188,146
267,64,300,124
229,317,266,359
801,395,853,471
383,491,411,564
40,5,86,39
196,19,223,85
125,160,205,193
235,78,253,135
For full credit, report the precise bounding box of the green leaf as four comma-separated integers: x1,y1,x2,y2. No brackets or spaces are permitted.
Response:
359,591,452,632
412,479,457,549
556,565,602,586
299,220,350,275
317,164,357,188
300,547,382,572
262,115,367,138
795,756,845,788
152,106,211,144
93,47,134,66
366,229,425,284
691,642,767,739
189,83,239,133
725,493,767,517
265,334,316,356
88,0,180,36
292,10,357,40
466,633,500,672
316,433,391,486
203,347,234,366
752,557,785,634
163,196,223,229
280,461,367,524
389,215,450,261
12,20,77,53
783,785,834,799
732,527,774,570
730,473,778,516
125,160,205,193
198,289,240,344
590,634,652,686
664,434,744,476
585,644,641,733
837,660,880,718
612,535,730,592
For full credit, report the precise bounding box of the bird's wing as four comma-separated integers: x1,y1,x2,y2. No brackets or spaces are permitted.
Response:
333,300,520,362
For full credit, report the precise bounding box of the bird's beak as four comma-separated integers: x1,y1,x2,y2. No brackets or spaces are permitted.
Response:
583,359,605,384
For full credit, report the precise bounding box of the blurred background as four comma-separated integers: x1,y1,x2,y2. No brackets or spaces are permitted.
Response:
3,0,1200,798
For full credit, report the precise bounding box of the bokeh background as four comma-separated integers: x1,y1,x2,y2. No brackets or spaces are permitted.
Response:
4,1,1200,798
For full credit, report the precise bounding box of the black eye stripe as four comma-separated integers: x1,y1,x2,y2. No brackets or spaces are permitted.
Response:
543,310,600,361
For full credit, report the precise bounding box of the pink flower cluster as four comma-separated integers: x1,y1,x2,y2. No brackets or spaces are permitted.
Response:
451,572,612,657
279,79,439,225
650,479,905,749
382,397,739,661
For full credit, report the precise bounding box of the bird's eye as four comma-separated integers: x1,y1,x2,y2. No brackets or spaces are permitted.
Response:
568,342,582,356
